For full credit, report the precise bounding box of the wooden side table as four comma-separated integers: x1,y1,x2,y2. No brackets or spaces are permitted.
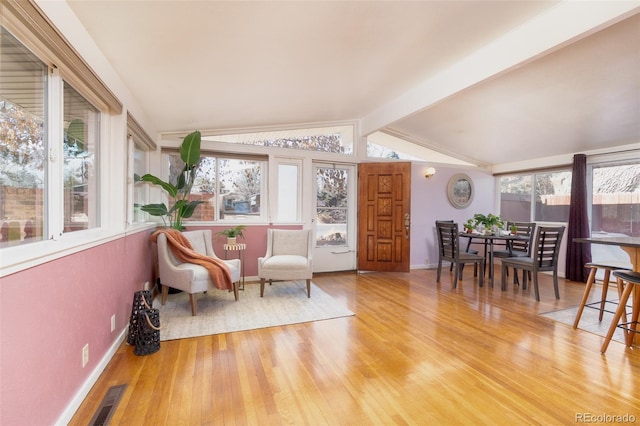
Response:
223,243,246,290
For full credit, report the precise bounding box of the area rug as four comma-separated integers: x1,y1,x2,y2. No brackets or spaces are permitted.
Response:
153,281,354,341
540,301,629,344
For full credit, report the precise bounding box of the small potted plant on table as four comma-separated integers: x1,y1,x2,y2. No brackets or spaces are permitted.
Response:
216,225,246,245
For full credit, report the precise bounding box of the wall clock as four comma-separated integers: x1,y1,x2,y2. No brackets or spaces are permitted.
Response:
447,173,474,209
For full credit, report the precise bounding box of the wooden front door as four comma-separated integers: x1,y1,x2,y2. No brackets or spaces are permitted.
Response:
357,162,411,272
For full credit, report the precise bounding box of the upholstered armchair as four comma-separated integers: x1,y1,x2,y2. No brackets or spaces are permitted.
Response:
258,229,313,297
156,229,241,315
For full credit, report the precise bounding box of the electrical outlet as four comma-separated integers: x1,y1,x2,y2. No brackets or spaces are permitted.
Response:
144,281,150,290
82,344,89,368
111,314,116,332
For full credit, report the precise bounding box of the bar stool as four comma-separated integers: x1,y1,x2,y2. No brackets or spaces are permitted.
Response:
572,262,631,329
601,270,640,353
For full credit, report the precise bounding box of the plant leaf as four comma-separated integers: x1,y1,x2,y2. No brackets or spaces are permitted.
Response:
180,201,204,218
180,130,201,167
140,174,178,198
140,203,169,217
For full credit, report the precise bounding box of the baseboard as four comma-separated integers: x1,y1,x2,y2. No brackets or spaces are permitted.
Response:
56,328,127,425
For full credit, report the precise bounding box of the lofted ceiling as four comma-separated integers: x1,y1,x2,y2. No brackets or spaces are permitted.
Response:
64,0,640,168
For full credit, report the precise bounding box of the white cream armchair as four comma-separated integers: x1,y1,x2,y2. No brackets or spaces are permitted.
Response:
156,229,241,315
258,229,313,297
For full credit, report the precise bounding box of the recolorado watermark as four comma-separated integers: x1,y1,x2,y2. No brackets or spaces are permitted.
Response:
576,413,637,423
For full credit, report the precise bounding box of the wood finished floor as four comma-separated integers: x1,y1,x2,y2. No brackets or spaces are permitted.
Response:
70,267,640,425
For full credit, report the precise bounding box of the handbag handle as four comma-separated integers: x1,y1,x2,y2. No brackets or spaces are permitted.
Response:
143,312,161,331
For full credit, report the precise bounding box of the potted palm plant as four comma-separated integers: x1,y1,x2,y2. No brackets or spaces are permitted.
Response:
136,130,203,230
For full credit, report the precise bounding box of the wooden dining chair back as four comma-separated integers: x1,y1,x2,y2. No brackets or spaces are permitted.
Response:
493,222,536,284
500,225,565,301
435,220,485,288
509,222,536,255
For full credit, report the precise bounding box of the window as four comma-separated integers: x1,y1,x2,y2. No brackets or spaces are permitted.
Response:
591,162,640,237
534,170,571,222
131,140,148,224
202,125,354,154
315,165,349,247
499,175,532,222
63,82,100,233
276,162,300,222
127,112,155,225
499,169,571,223
0,27,48,247
168,152,266,222
1,23,107,250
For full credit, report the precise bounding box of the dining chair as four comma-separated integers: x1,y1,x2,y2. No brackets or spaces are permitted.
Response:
435,221,485,288
439,219,478,272
493,221,536,283
500,225,565,301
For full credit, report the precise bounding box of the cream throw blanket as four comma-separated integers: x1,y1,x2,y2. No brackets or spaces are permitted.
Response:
151,229,233,290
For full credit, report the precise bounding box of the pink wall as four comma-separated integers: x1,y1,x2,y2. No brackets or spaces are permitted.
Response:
0,230,155,425
188,224,302,278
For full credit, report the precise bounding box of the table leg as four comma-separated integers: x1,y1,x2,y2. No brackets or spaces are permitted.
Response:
489,240,495,287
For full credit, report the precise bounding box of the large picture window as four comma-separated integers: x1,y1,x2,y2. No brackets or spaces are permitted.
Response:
166,152,266,222
499,169,571,223
1,24,104,249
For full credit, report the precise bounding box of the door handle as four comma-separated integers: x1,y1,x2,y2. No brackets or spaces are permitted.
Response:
404,213,410,239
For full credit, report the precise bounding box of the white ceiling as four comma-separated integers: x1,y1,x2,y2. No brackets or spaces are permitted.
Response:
65,0,640,168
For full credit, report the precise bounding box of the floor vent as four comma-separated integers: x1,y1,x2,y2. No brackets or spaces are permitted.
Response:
89,384,127,426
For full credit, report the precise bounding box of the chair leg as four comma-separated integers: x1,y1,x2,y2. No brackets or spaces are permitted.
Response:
453,263,459,289
601,279,635,353
189,293,197,316
553,271,560,300
260,278,266,297
598,269,611,321
573,267,597,328
306,279,311,298
532,272,540,301
626,287,640,347
437,260,442,282
161,284,169,305
479,261,484,287
233,282,239,301
501,263,508,291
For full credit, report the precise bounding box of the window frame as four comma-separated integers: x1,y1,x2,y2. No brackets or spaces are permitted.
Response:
0,13,126,276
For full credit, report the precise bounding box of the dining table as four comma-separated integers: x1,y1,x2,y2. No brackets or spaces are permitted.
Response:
574,236,640,351
459,232,529,287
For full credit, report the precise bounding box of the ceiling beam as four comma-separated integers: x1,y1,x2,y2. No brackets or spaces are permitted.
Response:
360,0,640,137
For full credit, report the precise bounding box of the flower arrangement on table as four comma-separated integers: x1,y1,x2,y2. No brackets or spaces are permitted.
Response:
467,213,504,235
